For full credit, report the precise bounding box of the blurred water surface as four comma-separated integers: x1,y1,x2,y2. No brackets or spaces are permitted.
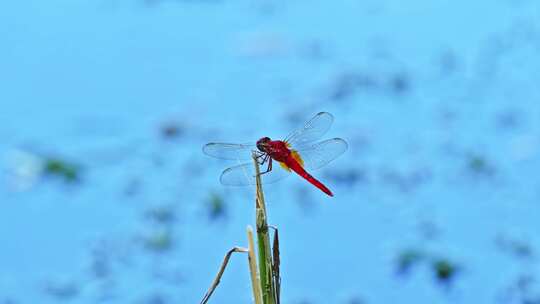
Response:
1,0,540,303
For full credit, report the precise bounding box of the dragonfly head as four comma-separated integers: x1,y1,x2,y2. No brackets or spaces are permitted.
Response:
256,137,271,152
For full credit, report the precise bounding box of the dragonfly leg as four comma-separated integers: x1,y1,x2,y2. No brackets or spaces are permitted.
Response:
255,152,267,165
259,157,273,175
259,153,269,165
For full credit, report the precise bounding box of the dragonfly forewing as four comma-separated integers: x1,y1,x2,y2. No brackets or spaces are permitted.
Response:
285,112,334,148
202,142,255,160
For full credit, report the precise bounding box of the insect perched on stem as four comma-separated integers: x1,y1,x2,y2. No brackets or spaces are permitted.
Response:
203,112,347,196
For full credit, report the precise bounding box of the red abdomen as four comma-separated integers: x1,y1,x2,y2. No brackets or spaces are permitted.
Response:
284,154,333,197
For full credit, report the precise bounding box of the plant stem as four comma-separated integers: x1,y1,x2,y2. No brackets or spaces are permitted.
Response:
200,247,248,304
271,227,281,304
252,153,276,304
247,226,263,304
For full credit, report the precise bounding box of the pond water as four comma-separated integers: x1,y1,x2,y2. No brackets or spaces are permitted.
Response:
1,0,540,303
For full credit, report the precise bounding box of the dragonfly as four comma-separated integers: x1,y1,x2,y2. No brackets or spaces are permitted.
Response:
202,112,348,196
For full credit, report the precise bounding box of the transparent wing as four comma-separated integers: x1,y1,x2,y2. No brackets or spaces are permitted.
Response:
202,142,255,160
296,138,348,170
219,161,291,186
285,112,334,148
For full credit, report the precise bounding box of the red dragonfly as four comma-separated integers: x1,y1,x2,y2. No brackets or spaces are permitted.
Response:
203,112,347,196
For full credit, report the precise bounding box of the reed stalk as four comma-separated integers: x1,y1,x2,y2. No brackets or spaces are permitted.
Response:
247,226,263,304
199,247,248,304
252,153,276,304
200,154,280,304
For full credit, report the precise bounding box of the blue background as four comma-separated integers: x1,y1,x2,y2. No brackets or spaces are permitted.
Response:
1,0,539,303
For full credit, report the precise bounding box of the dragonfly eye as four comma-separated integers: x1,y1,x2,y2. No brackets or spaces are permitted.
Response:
256,137,271,151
